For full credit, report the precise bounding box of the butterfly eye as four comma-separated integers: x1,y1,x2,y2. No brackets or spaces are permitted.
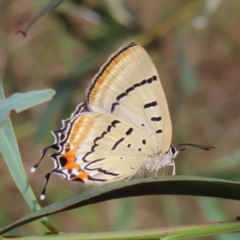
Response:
170,146,178,157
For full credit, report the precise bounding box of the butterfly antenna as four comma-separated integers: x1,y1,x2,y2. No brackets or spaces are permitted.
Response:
40,171,52,200
177,143,215,151
30,144,57,173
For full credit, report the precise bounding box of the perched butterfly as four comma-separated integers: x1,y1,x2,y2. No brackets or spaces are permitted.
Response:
32,42,213,199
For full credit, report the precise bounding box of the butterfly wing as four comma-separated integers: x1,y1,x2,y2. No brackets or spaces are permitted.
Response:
51,112,155,183
85,42,172,154
52,102,88,144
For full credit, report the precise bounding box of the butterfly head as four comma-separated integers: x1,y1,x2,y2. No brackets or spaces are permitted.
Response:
169,143,214,159
161,144,214,176
168,145,180,158
157,146,180,176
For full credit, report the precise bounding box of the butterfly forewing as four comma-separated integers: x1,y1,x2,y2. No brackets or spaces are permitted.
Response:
85,42,172,153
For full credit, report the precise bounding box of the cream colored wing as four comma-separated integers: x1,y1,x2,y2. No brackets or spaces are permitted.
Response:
51,102,88,145
50,112,155,183
85,42,172,153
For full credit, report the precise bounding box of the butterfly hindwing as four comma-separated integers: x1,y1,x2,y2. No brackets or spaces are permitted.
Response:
52,112,155,183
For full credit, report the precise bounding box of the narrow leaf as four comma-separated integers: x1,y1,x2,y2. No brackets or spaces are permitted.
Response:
0,80,58,234
0,89,55,127
1,176,240,234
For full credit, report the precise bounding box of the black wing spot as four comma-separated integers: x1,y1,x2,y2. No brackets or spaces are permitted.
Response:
116,92,127,101
93,136,101,144
144,101,157,109
111,137,125,150
126,86,134,94
101,131,107,138
94,132,106,144
156,129,162,134
138,148,142,152
151,116,162,122
112,120,121,127
141,79,147,85
60,133,66,141
142,139,146,145
126,128,133,136
107,125,112,132
59,156,67,167
127,144,131,148
91,143,99,152
153,75,157,81
147,77,153,83
111,102,119,113
133,83,141,88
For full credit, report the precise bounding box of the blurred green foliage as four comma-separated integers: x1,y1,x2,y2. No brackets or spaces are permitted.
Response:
0,0,240,239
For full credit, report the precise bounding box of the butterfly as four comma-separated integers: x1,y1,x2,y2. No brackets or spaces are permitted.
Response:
31,42,213,200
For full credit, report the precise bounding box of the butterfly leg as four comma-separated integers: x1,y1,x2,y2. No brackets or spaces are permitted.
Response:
154,160,176,177
154,162,164,178
169,161,176,176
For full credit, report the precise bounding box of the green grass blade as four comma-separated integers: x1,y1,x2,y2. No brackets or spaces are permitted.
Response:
161,220,240,240
0,89,55,127
114,198,135,231
1,220,240,239
0,80,58,234
1,176,240,234
2,220,240,239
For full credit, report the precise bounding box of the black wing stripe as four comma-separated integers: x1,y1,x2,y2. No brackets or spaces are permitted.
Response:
111,137,125,150
111,102,119,113
126,128,133,136
111,75,157,113
144,101,157,109
156,129,162,134
151,116,162,122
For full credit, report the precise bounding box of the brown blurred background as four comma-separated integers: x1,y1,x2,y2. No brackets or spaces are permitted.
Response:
0,0,240,239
